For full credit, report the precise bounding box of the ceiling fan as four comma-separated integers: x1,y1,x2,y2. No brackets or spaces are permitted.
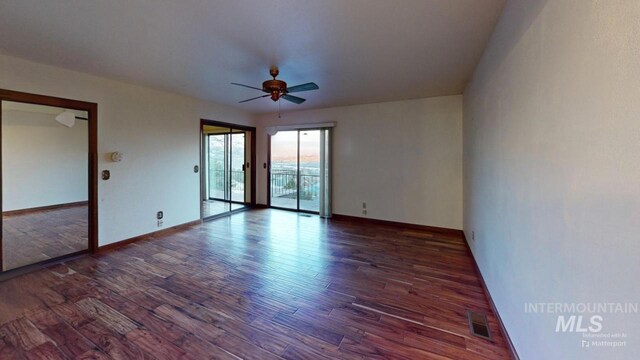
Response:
231,66,319,104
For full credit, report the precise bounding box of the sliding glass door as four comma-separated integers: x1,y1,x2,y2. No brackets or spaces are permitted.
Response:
230,132,246,205
299,130,321,212
270,131,299,210
202,125,249,218
270,128,330,215
208,132,228,202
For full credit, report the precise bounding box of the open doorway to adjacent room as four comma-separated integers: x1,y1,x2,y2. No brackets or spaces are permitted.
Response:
200,119,256,220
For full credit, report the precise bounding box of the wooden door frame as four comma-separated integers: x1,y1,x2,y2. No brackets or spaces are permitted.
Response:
0,88,99,272
200,119,256,218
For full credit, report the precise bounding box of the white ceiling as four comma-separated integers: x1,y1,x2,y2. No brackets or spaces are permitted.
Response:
0,0,504,114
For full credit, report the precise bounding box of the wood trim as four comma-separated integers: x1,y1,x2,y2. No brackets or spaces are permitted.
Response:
463,233,520,360
330,213,464,237
201,119,255,132
0,102,3,269
0,88,99,271
3,201,88,216
98,219,202,253
88,102,98,253
0,89,96,110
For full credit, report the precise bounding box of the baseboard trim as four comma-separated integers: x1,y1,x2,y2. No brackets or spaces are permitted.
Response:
98,219,202,253
463,233,520,360
3,201,89,216
331,213,463,236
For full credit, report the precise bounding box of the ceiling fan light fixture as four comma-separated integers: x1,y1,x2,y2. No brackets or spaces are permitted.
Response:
232,66,318,105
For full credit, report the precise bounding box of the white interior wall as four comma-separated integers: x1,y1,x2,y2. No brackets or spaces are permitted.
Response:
464,1,640,359
0,53,254,246
256,96,463,230
2,110,88,211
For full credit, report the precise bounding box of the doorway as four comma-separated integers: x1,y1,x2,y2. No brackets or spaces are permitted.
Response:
201,120,255,220
268,128,331,215
0,89,98,273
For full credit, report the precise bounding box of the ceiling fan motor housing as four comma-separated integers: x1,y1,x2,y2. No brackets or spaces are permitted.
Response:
232,66,316,104
262,79,287,101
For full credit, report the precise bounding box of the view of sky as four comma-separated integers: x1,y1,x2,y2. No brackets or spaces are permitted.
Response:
271,130,320,163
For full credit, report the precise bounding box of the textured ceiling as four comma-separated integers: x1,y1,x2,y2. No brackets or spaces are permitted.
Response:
0,0,505,114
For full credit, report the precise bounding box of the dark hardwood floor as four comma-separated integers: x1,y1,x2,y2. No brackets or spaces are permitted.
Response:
2,205,88,271
0,209,511,359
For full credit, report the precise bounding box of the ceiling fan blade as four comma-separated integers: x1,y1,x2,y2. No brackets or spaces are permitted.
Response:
231,82,264,91
286,82,319,93
239,94,270,103
281,94,306,104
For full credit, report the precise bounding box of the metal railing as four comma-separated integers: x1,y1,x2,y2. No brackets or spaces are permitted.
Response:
209,169,320,201
209,170,244,192
270,170,319,200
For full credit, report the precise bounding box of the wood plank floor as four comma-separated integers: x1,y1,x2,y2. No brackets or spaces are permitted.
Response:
2,205,88,271
0,209,511,359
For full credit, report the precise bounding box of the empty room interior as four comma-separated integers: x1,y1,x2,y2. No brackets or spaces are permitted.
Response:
0,1,638,359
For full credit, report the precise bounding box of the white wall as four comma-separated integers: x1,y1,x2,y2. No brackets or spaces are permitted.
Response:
256,96,463,230
464,1,640,359
2,110,88,211
0,53,254,246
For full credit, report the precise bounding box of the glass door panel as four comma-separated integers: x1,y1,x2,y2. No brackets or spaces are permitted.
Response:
230,131,246,205
270,130,298,210
202,125,251,219
203,127,231,217
208,133,227,201
299,130,321,212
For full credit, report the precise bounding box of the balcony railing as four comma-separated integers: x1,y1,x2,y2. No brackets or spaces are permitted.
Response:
209,170,244,192
209,169,320,202
270,170,319,200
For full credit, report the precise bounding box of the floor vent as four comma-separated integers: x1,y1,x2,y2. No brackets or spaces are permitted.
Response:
299,214,312,217
467,310,492,340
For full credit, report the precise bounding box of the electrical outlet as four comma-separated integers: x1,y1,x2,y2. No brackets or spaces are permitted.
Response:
362,209,367,216
157,219,163,227
157,211,163,220
362,202,367,209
